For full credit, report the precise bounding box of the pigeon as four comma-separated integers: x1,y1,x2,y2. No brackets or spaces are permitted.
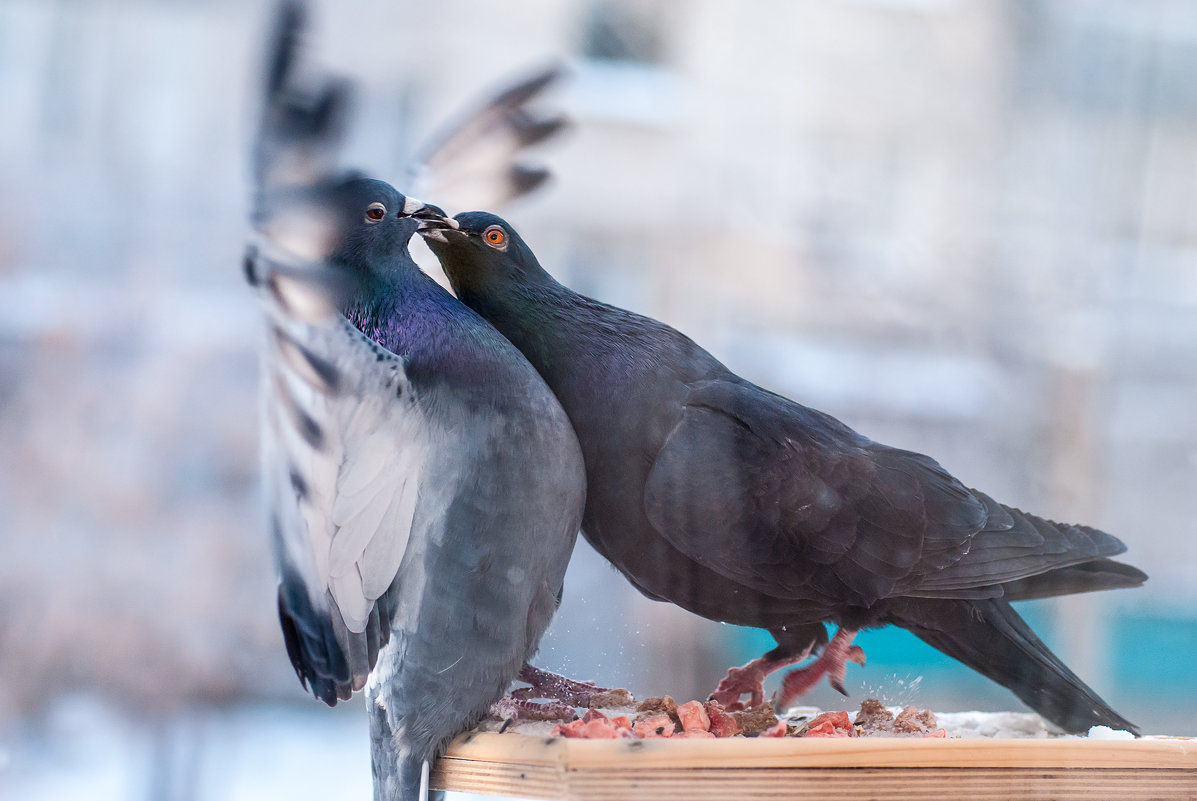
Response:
419,210,1148,734
249,5,585,798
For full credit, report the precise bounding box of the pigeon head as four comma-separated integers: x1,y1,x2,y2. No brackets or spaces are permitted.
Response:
259,174,450,290
419,210,550,296
321,177,420,266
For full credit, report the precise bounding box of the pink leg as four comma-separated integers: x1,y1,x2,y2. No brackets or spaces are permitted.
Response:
491,664,629,722
510,665,614,706
709,642,816,712
775,628,865,708
490,695,578,722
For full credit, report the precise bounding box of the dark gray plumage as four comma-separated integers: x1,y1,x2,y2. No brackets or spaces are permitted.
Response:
421,210,1148,735
250,6,584,799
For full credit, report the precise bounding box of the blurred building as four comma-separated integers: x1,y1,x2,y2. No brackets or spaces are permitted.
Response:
414,0,1197,720
1,0,1195,797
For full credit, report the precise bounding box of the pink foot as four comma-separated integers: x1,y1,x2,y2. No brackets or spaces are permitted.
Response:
510,665,614,707
490,696,578,722
491,665,630,723
709,643,815,712
776,628,865,708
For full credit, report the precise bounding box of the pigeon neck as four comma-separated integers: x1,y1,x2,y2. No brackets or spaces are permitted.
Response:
343,266,453,353
454,276,579,366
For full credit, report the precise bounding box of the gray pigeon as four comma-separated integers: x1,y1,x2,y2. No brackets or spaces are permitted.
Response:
420,210,1147,734
249,5,584,798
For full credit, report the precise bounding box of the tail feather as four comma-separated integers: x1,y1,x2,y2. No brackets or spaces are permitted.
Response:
915,492,1132,592
1001,559,1147,602
889,597,1138,734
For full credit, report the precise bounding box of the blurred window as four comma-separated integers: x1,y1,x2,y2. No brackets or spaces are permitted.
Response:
580,1,668,66
572,1,680,127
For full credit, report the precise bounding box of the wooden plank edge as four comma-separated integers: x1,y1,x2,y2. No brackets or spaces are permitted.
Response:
432,763,1197,801
440,731,1197,771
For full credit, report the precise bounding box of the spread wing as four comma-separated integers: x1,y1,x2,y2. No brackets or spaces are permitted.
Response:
248,2,428,704
252,1,351,229
643,378,1132,608
404,64,568,211
253,4,565,226
247,2,575,704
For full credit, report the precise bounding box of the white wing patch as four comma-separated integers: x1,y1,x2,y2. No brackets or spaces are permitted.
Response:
259,279,430,636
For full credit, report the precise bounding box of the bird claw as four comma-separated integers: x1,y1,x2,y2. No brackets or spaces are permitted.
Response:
710,695,753,713
509,665,628,710
775,629,863,709
709,666,763,711
490,696,577,722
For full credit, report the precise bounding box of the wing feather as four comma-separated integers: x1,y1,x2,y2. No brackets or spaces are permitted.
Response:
253,246,432,701
644,377,1135,608
249,3,576,705
405,65,567,210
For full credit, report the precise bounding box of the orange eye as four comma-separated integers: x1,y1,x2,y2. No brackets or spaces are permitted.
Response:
484,227,506,247
365,202,386,222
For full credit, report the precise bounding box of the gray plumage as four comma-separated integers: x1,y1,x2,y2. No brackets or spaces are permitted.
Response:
249,5,584,799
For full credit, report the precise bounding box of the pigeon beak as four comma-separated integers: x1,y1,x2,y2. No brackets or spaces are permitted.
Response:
400,197,458,227
401,197,459,242
416,220,467,243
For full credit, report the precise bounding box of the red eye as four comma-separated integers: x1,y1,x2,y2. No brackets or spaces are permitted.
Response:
365,202,386,222
484,227,506,247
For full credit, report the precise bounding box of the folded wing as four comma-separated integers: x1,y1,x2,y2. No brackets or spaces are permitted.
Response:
644,377,1143,609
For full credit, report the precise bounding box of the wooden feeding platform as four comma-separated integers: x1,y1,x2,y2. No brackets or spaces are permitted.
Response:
432,731,1197,801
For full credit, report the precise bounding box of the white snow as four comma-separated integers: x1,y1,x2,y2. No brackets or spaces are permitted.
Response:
1086,725,1138,740
930,710,1056,739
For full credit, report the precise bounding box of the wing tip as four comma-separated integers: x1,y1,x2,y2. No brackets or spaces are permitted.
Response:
276,578,356,706
265,0,307,99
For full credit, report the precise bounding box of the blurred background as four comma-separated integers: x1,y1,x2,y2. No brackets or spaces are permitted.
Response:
2,0,1196,798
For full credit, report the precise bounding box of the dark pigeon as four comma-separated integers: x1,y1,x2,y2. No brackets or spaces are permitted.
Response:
420,210,1148,735
250,6,584,799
